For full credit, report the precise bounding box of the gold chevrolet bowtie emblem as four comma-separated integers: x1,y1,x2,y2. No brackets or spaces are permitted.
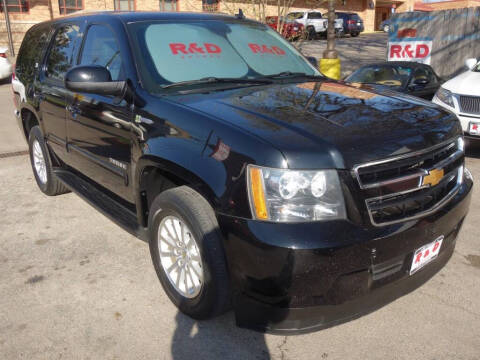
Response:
422,168,444,187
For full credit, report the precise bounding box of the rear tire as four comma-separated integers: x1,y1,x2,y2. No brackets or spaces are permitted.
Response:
306,26,316,40
148,186,231,320
28,126,69,196
351,32,359,37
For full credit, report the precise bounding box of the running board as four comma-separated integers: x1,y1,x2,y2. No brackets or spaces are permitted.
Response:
53,169,148,241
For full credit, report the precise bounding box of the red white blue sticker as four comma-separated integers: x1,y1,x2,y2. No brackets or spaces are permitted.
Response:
410,235,443,275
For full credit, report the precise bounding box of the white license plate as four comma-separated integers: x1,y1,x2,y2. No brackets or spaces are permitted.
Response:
410,236,444,275
469,122,480,135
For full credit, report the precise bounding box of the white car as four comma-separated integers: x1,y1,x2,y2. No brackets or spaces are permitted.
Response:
0,46,13,80
287,11,343,39
433,58,480,140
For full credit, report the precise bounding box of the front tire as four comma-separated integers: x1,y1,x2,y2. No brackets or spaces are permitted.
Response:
28,126,69,196
148,186,231,320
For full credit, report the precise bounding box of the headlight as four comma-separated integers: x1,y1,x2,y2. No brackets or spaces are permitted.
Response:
247,165,347,222
435,87,455,108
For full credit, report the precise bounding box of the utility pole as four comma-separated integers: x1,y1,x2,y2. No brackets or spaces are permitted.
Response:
2,0,15,57
320,0,340,79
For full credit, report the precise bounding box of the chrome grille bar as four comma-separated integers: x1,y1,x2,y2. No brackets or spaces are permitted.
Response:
352,137,464,226
459,95,480,115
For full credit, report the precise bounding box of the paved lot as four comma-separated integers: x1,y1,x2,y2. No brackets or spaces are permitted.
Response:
0,80,28,154
296,32,388,77
1,70,480,360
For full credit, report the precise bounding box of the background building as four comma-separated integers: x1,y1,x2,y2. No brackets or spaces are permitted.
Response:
0,0,476,53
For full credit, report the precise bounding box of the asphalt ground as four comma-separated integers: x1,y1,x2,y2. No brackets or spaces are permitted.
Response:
0,54,479,360
295,32,389,77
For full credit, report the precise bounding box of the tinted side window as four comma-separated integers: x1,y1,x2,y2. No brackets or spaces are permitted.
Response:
79,24,124,81
16,24,50,84
45,25,80,81
307,12,322,19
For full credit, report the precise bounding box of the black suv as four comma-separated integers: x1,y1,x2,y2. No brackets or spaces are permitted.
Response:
13,12,472,333
335,12,364,37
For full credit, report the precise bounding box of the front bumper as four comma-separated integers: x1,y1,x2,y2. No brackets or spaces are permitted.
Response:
218,177,472,334
432,95,480,139
458,113,480,139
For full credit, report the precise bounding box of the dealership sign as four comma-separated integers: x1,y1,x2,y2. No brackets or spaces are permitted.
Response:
388,41,433,64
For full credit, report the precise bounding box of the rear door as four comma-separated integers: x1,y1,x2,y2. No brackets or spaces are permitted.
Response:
65,23,134,202
38,23,82,162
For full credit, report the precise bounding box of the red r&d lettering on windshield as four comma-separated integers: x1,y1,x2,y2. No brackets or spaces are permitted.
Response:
170,43,188,55
169,43,223,55
204,43,221,53
188,43,205,54
248,43,286,55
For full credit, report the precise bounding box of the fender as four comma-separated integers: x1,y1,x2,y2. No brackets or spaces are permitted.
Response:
133,132,255,227
130,90,287,227
134,154,219,226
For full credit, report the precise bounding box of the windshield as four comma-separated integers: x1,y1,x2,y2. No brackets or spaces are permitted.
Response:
346,65,412,88
128,20,319,93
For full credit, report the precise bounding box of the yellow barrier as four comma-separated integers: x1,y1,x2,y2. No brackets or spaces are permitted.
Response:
319,58,341,80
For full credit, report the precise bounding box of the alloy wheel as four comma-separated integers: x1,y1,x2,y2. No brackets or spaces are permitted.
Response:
158,215,203,298
32,139,47,184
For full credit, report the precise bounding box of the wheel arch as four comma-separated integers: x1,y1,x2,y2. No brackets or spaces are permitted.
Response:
20,105,42,140
135,155,219,228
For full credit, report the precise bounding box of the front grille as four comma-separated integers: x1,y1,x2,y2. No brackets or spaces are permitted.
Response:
459,95,480,115
356,141,458,189
353,138,463,226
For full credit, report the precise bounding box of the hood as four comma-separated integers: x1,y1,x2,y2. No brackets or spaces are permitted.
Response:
169,80,461,169
442,70,480,96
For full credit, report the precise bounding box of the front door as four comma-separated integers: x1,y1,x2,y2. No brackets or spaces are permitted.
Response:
65,23,134,203
39,24,82,162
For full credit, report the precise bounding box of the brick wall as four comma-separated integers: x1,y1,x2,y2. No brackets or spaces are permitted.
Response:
427,0,480,11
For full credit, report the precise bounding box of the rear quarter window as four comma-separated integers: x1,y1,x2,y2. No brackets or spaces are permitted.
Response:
16,24,51,84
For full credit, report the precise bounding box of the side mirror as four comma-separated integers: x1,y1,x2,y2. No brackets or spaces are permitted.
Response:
414,78,429,86
65,66,125,96
306,56,318,68
465,58,477,70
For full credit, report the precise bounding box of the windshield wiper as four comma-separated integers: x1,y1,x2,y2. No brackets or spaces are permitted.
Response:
161,77,272,89
258,71,324,80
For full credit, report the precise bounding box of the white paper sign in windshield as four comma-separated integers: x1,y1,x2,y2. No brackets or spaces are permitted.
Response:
145,23,249,83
